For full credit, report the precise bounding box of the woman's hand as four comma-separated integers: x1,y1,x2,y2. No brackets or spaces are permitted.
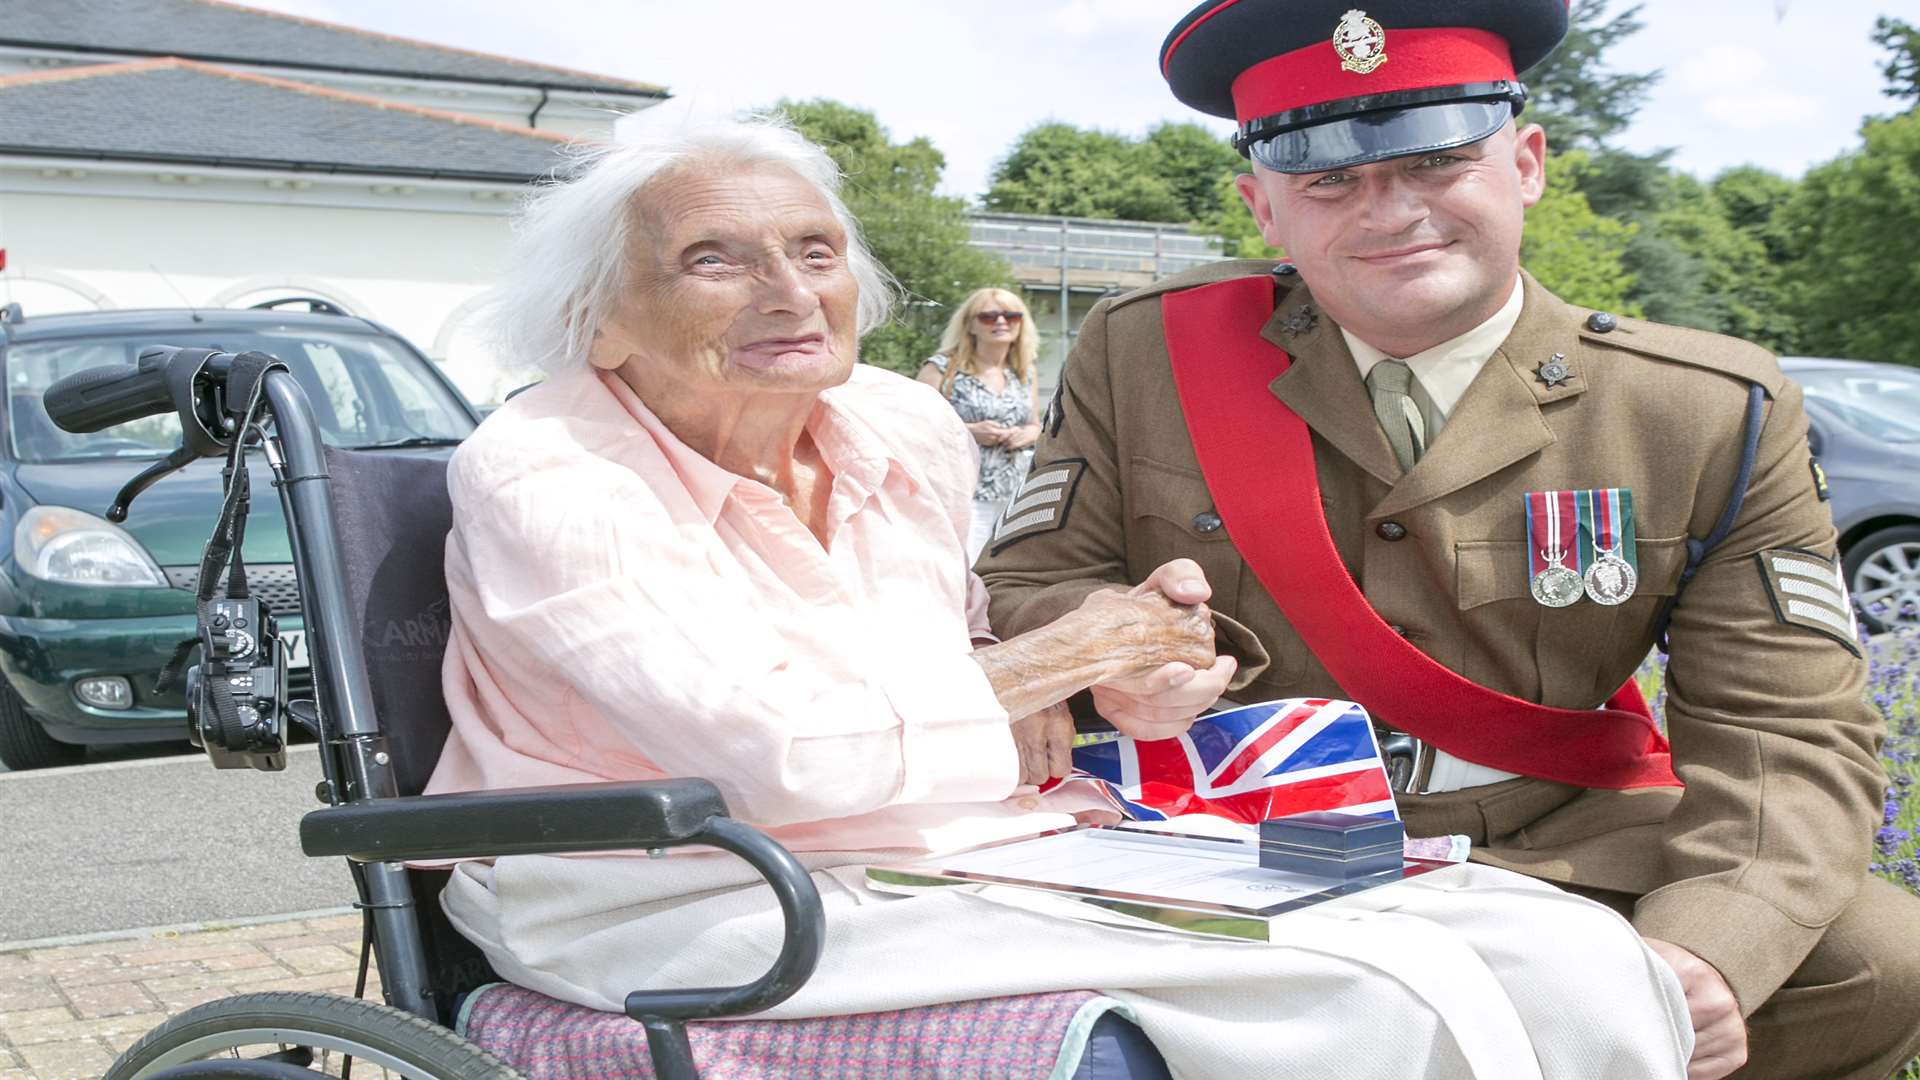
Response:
965,420,1009,446
1001,423,1042,451
969,559,1218,729
1010,701,1075,786
1075,567,1217,680
1081,559,1228,742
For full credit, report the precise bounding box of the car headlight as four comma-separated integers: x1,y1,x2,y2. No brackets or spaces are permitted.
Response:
14,505,168,588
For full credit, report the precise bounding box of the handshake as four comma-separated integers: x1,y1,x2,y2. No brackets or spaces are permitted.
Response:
976,558,1237,787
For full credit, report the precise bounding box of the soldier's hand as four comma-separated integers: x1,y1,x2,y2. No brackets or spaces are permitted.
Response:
1080,559,1231,741
1092,653,1238,742
1132,557,1213,608
1643,937,1746,1080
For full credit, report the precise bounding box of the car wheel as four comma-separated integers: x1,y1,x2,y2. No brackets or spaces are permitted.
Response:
1843,524,1920,635
0,677,84,770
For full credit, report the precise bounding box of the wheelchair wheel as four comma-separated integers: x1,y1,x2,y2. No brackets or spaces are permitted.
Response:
107,991,523,1079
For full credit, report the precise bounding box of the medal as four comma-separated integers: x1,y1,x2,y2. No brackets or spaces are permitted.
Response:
1531,555,1584,608
1580,488,1639,605
1525,491,1584,608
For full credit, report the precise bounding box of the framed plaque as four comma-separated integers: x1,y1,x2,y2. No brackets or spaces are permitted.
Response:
868,824,1445,943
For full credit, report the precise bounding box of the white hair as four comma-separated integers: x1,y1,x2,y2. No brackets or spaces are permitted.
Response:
481,115,898,376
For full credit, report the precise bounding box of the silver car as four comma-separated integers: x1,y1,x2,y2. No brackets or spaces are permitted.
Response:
1780,357,1920,633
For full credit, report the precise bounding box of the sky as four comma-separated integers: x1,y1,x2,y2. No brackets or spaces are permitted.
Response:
235,0,1903,199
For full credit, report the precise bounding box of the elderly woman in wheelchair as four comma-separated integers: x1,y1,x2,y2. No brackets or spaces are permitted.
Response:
83,117,1690,1080
375,117,1689,1079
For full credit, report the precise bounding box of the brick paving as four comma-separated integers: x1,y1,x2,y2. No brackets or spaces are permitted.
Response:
0,911,379,1080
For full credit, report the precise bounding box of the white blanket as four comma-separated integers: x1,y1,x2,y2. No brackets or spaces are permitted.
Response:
444,853,1692,1080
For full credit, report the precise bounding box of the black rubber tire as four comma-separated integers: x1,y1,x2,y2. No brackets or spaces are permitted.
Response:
106,991,524,1079
0,676,83,770
1842,523,1920,635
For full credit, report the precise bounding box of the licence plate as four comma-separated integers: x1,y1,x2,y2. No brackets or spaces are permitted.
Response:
281,629,310,670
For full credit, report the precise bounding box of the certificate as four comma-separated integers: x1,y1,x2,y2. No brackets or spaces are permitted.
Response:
868,824,1441,942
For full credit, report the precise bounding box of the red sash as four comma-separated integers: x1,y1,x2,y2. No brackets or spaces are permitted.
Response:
1161,276,1678,790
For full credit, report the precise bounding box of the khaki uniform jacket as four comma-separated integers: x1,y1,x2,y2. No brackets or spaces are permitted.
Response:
978,262,1889,1013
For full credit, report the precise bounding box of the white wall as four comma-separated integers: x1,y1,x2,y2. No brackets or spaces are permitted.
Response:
0,184,533,404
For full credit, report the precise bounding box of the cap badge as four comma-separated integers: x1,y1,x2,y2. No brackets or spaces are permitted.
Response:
1333,10,1388,75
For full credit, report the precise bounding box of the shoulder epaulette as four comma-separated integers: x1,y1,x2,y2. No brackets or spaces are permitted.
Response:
1575,309,1785,397
1107,259,1295,312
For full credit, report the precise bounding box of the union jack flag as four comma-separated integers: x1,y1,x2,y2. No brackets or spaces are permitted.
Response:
1071,698,1398,824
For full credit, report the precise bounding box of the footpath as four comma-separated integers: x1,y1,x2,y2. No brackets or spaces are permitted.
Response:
0,909,376,1080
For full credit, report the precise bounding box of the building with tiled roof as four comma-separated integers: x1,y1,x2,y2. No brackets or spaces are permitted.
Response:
0,0,669,403
0,0,665,137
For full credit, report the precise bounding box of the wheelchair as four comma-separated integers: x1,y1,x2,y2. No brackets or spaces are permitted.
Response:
44,347,1173,1080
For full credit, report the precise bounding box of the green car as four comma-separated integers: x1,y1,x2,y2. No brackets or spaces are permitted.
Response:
0,303,480,769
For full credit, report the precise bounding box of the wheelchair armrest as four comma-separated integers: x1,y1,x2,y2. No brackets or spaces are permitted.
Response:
299,779,828,1032
298,778,729,862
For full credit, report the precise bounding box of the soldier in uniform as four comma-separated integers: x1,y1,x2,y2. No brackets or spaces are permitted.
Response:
978,2,1920,1077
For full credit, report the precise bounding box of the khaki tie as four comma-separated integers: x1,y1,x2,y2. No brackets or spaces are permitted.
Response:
1366,359,1429,473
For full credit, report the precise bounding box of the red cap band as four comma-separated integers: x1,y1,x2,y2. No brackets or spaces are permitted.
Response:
1230,27,1515,124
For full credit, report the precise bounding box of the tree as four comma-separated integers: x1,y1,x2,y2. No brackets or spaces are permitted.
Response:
1711,166,1800,264
984,121,1243,224
1195,170,1279,259
1137,123,1248,223
1650,173,1796,351
984,123,1184,222
1520,0,1660,151
1873,16,1920,102
1776,108,1920,365
774,99,1013,375
1521,151,1638,314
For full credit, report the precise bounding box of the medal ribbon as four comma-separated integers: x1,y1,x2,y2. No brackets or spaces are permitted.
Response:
1556,490,1579,571
1597,488,1616,553
1618,489,1637,567
1526,490,1580,576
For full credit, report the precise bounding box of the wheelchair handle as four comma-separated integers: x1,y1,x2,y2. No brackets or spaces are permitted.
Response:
44,349,179,433
626,815,826,1022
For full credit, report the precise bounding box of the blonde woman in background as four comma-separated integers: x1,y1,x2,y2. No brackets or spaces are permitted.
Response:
916,287,1042,562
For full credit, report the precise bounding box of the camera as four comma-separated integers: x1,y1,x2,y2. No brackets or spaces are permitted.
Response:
185,594,289,771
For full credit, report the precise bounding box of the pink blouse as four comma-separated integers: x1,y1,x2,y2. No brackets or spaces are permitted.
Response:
423,364,1110,853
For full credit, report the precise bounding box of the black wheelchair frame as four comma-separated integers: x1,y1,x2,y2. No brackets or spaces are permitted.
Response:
45,350,828,1079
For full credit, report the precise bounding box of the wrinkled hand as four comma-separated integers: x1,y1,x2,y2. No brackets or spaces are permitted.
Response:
1077,559,1220,741
965,420,1008,447
1644,938,1746,1080
1009,701,1074,786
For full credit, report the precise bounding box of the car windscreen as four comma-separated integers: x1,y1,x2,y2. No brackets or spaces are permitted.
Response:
3,328,476,463
1792,367,1920,445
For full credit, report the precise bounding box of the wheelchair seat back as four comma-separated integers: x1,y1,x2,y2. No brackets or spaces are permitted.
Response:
324,446,499,1022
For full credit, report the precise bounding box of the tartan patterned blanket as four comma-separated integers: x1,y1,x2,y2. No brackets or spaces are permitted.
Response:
458,982,1124,1079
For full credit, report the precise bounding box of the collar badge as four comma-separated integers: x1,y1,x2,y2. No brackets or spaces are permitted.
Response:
1281,303,1319,337
1333,10,1388,75
1534,354,1573,389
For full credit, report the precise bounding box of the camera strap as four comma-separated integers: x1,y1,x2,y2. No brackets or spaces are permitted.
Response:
157,351,286,695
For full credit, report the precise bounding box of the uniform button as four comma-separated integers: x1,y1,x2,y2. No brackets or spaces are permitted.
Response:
1272,263,1299,277
1389,624,1408,637
1376,521,1408,542
1585,311,1617,333
1017,796,1040,810
1192,510,1223,533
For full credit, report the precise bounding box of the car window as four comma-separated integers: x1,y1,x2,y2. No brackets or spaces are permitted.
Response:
1792,367,1920,444
2,328,475,462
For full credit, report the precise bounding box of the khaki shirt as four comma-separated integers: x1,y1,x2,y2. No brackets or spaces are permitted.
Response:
978,261,1888,1012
